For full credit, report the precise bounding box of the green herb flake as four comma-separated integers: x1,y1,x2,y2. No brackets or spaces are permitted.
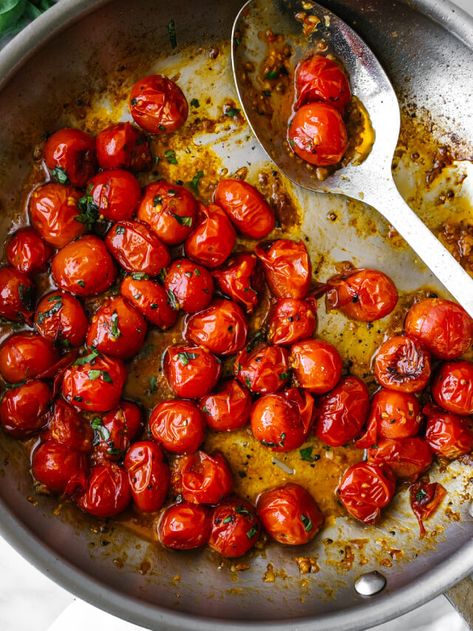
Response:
115,225,125,235
77,280,86,288
222,515,235,524
190,98,200,108
109,311,121,339
88,369,113,383
279,372,290,380
91,417,111,444
168,189,177,197
246,526,258,539
188,170,204,193
415,488,428,503
177,351,198,366
300,514,313,533
171,212,193,227
153,195,163,206
51,166,68,184
224,106,240,118
18,284,33,310
37,296,62,324
77,194,99,229
299,446,320,463
235,506,252,517
167,18,177,49
131,272,149,280
74,349,99,366
244,376,252,390
164,149,178,165
149,375,158,393
167,288,179,310
279,432,286,447
194,268,201,277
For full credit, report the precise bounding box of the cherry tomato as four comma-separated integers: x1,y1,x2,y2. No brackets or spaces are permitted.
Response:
51,235,116,296
326,268,398,322
405,298,473,360
209,497,260,558
212,253,262,314
163,344,221,398
45,399,93,452
130,74,188,133
35,291,88,348
96,122,152,171
124,440,170,512
138,181,198,245
199,379,252,432
368,437,433,482
62,350,127,412
87,169,141,222
6,227,53,275
105,220,170,275
120,275,178,329
257,483,324,545
290,339,342,394
424,404,473,459
214,179,275,239
295,54,351,112
86,296,147,359
0,266,34,323
0,380,50,438
29,183,84,248
184,299,248,356
93,401,142,461
409,479,447,537
267,297,317,346
184,203,236,268
234,343,290,394
164,259,214,314
337,462,396,524
32,440,88,495
0,333,58,383
431,360,473,415
256,239,312,299
157,502,211,550
149,399,206,454
43,128,97,187
373,335,431,393
77,462,131,518
173,450,233,504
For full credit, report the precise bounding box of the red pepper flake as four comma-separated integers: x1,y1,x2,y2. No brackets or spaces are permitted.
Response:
409,478,447,537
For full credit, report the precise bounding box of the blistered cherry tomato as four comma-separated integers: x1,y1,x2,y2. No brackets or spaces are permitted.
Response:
373,335,431,393
130,74,188,133
120,275,178,329
199,379,251,432
96,122,152,171
0,266,34,323
87,296,147,359
209,497,260,558
149,399,206,454
0,333,58,383
409,479,447,537
214,179,275,239
93,401,142,461
124,441,170,512
157,502,211,550
268,297,317,346
0,380,50,438
431,361,473,415
32,440,88,495
173,450,233,504
368,437,433,482
51,235,116,296
212,253,262,314
35,291,88,348
45,399,92,452
184,203,236,268
257,483,324,545
424,404,473,459
295,54,351,112
337,462,396,524
290,339,342,394
29,183,84,248
164,259,214,313
77,462,131,518
235,344,290,394
163,344,221,399
6,227,53,275
184,299,248,356
256,239,312,299
105,220,170,275
44,128,96,187
87,169,141,222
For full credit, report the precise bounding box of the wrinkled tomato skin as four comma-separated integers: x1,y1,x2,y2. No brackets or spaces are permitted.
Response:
0,380,51,438
184,203,236,268
288,103,348,166
256,239,312,300
290,339,342,395
295,55,351,112
164,259,214,314
199,379,252,432
86,296,147,359
431,361,473,415
173,450,233,505
163,344,221,399
326,268,398,322
138,181,198,245
6,227,53,275
212,253,262,314
0,266,35,323
337,462,396,524
424,404,473,459
120,276,178,329
96,122,152,171
94,401,143,461
35,291,88,348
315,376,370,447
368,437,433,482
157,502,212,550
29,183,84,248
184,299,248,356
373,335,431,393
43,128,97,187
235,344,290,395
209,497,260,558
214,179,275,239
257,483,324,545
0,333,58,383
268,297,317,346
130,74,188,134
45,399,92,452
149,399,206,454
51,235,116,297
88,170,141,222
124,441,170,513
32,440,88,495
77,462,131,518
106,220,170,276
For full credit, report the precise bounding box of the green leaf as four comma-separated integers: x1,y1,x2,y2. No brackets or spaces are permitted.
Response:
167,288,179,310
171,212,192,227
91,417,110,444
109,311,121,339
74,349,99,366
164,149,178,165
115,225,125,235
279,432,286,447
416,488,428,503
246,526,258,539
188,170,204,193
299,446,320,463
222,515,235,524
190,98,200,108
50,166,68,185
88,369,113,383
0,0,26,33
167,18,177,48
177,351,198,366
131,272,149,280
37,296,62,324
77,193,99,229
224,106,240,118
77,280,85,288
300,514,313,533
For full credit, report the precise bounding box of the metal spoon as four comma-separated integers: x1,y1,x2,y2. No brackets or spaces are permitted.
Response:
231,0,473,317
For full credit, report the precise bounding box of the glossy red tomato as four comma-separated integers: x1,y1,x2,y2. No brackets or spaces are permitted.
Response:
86,296,147,359
96,122,152,171
212,253,262,314
51,235,116,296
267,297,317,346
0,266,34,323
295,54,351,112
45,399,92,452
62,350,127,412
105,220,170,275
0,333,58,383
120,275,178,329
209,497,260,558
290,339,342,394
93,401,142,461
368,437,433,481
6,227,53,275
0,380,50,438
409,479,447,537
149,399,206,454
77,462,131,518
184,203,236,268
404,298,473,360
173,450,233,504
130,74,188,133
32,440,88,495
29,183,84,248
337,462,396,524
431,360,473,415
87,169,141,222
373,335,431,393
138,181,198,245
257,483,324,545
35,291,88,348
235,343,290,394
184,299,248,356
157,502,211,550
256,239,312,299
199,379,252,432
315,376,369,447
214,179,275,239
163,344,221,398
44,128,97,187
164,259,214,313
124,441,170,512
424,404,473,459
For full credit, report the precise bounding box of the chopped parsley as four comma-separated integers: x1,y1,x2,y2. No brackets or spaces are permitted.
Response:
131,272,149,281
37,296,62,323
223,515,235,524
190,98,200,108
164,149,178,165
74,349,99,366
415,488,428,503
149,375,158,393
246,526,258,539
115,225,126,235
77,194,99,229
177,351,198,366
299,446,320,463
300,514,313,532
279,371,290,380
88,369,113,383
171,212,192,227
77,280,86,288
51,166,68,184
224,106,240,118
167,288,179,310
153,195,163,206
109,312,121,339
188,170,204,193
235,506,252,517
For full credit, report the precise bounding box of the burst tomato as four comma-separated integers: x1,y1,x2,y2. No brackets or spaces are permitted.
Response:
29,183,84,248
209,497,260,558
120,275,178,329
235,343,290,394
431,361,473,415
43,128,97,187
295,54,351,112
35,291,88,348
149,399,206,454
93,401,142,461
337,462,396,524
96,122,152,171
32,440,88,495
373,335,431,393
199,379,252,432
173,450,233,504
212,253,263,314
105,220,170,276
424,404,473,459
124,440,170,512
77,462,131,518
184,203,236,268
0,333,58,383
267,297,317,345
157,502,211,550
409,479,447,537
45,399,92,452
164,259,214,313
256,239,312,299
290,338,342,394
87,169,141,222
368,437,433,482
184,299,248,356
214,179,275,239
130,74,188,133
163,344,221,398
0,380,51,438
6,227,53,275
0,266,34,323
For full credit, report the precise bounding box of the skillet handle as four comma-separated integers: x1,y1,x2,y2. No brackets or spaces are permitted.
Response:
445,576,473,628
